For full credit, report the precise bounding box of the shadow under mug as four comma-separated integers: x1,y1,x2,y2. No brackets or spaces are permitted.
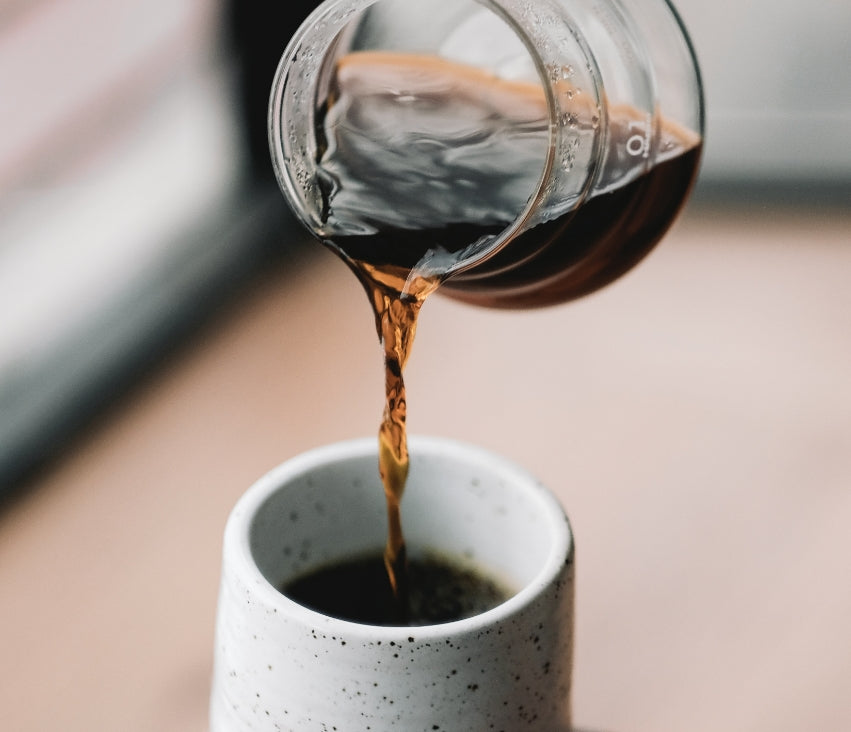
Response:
210,436,575,731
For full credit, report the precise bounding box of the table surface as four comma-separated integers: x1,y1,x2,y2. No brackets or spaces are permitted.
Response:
1,203,849,732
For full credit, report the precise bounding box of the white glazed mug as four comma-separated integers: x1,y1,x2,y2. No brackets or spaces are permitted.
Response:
209,436,574,731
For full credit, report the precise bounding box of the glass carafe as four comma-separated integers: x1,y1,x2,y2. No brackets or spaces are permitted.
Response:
269,0,704,308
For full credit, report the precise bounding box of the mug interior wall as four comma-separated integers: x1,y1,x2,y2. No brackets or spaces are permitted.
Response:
248,442,558,594
403,448,556,588
249,453,387,590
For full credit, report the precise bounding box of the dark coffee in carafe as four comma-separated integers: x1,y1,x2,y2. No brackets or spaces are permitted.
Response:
315,51,702,307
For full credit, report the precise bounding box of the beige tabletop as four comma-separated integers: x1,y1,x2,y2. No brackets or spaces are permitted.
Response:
1,202,849,732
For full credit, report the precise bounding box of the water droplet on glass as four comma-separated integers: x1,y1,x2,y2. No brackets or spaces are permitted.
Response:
559,112,578,129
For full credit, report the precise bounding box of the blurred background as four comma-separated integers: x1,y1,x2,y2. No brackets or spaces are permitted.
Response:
0,1,848,731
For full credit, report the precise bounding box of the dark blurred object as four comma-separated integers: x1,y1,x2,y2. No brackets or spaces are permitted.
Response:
0,1,317,494
227,0,320,182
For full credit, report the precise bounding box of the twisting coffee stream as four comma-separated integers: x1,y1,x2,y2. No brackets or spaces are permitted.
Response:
351,263,440,621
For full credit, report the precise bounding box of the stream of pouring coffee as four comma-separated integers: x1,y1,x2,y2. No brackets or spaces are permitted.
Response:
356,266,440,618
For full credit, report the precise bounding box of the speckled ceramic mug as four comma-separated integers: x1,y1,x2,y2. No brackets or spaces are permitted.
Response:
209,436,574,731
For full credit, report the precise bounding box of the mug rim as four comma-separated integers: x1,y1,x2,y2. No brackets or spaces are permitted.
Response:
224,435,573,639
